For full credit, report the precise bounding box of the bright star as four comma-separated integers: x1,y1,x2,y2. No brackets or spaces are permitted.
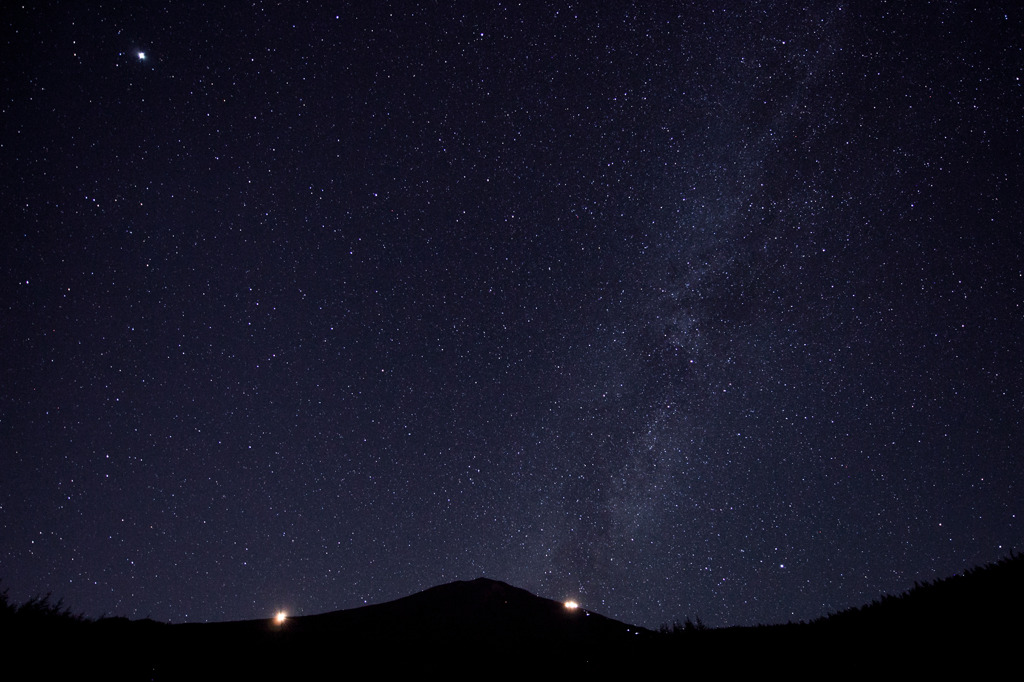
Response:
137,51,146,60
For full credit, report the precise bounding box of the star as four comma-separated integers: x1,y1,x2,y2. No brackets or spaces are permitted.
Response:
3,2,1020,634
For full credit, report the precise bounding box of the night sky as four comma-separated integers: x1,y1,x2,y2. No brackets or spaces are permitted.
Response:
2,2,1022,629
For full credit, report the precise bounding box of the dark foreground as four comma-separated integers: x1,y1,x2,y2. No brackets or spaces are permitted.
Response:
4,555,1021,678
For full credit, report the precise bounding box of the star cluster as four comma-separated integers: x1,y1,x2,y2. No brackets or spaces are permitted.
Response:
2,2,1022,628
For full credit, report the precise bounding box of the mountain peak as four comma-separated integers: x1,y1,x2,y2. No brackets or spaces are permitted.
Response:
293,577,641,646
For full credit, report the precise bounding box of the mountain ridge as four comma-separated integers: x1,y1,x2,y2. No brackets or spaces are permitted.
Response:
185,575,645,647
4,555,1022,675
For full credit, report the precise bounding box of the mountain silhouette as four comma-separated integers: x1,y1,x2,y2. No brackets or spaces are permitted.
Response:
279,577,643,643
160,577,650,675
5,556,1022,677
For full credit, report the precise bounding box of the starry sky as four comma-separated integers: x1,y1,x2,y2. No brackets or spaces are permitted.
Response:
2,2,1022,629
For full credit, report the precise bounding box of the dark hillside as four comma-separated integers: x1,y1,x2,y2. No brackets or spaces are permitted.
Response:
3,555,1021,677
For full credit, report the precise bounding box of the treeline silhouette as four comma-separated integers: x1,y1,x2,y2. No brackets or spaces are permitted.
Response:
658,552,1022,636
652,552,1022,674
1,587,88,627
804,551,1021,637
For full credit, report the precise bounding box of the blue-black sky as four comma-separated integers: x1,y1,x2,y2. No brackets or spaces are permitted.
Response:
2,2,1022,628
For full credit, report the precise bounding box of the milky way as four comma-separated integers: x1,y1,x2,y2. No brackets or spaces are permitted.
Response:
2,2,1021,628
